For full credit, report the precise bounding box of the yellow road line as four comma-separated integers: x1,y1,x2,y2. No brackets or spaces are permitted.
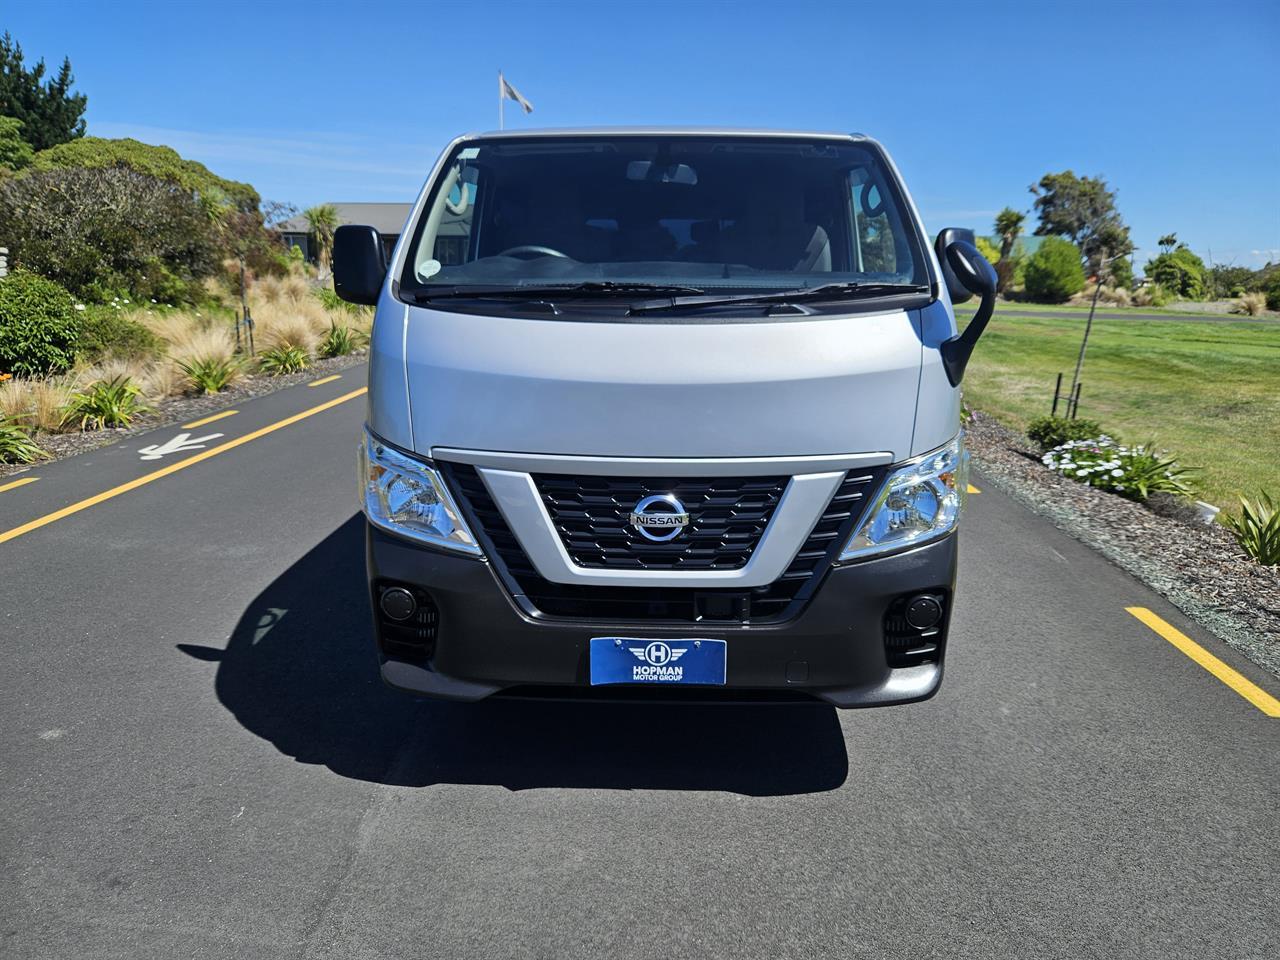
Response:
309,375,342,387
967,484,981,494
0,387,367,546
1126,606,1280,717
182,409,238,429
0,476,39,494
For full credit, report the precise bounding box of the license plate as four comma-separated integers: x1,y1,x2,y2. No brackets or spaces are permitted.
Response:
589,637,727,686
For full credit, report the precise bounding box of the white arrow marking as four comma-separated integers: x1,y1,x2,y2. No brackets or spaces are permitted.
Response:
137,431,224,461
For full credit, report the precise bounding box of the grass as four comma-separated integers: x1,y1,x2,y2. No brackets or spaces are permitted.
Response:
961,312,1280,512
957,299,1224,318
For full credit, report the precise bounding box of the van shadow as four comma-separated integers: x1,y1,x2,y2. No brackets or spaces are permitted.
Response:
180,515,849,796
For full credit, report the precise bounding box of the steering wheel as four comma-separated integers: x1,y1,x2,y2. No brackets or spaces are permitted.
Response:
860,181,886,219
498,245,573,260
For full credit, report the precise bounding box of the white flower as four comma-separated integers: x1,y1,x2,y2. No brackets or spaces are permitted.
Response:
123,299,130,304
74,303,86,311
150,298,157,303
1111,469,1123,477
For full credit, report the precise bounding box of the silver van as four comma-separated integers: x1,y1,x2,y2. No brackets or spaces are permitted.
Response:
335,128,997,707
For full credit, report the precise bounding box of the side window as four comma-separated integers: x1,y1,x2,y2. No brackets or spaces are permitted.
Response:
850,172,898,275
434,170,478,266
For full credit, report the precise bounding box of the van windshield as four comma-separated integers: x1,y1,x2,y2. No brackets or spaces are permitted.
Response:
400,135,928,299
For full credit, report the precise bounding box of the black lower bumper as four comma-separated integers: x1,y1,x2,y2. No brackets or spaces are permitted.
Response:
366,524,957,708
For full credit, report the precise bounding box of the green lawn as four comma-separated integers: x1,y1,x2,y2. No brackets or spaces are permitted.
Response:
956,299,1274,319
961,311,1280,511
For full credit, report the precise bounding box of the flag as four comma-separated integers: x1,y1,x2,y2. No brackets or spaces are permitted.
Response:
499,72,534,114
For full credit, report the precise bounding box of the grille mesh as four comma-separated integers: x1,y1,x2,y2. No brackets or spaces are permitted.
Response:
441,463,883,623
532,473,787,570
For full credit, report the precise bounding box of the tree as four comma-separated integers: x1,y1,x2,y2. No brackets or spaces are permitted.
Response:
0,116,33,170
1158,233,1178,254
1145,245,1207,300
28,137,259,211
1023,236,1085,303
1207,264,1253,299
993,207,1025,293
0,166,220,303
1029,171,1132,269
0,32,87,152
304,204,340,273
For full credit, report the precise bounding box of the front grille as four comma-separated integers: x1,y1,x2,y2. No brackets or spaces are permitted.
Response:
441,462,885,624
532,473,787,569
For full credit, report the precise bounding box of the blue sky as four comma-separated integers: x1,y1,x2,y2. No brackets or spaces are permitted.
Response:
7,0,1279,268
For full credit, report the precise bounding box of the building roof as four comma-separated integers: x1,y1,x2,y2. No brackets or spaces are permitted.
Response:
276,202,411,236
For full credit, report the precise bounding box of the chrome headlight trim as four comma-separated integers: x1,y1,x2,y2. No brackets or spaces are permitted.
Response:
839,433,966,562
358,427,481,555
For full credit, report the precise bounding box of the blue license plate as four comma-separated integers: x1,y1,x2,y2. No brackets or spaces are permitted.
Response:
589,637,727,686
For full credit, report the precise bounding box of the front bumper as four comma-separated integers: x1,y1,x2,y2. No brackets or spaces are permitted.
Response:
366,524,957,708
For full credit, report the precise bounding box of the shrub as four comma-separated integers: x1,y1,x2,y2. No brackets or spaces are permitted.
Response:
1265,272,1280,311
258,345,309,375
1235,292,1266,317
178,356,240,394
0,417,45,463
1099,285,1131,307
63,375,147,430
0,269,79,376
0,375,76,432
162,323,237,370
1107,255,1134,291
314,285,364,314
1026,415,1104,451
1041,437,1194,502
74,308,160,361
255,306,321,356
1144,246,1207,300
0,166,220,304
319,323,358,358
1023,237,1085,303
1133,283,1174,307
1222,494,1280,566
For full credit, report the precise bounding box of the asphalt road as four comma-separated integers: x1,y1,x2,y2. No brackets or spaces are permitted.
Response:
2,365,1277,959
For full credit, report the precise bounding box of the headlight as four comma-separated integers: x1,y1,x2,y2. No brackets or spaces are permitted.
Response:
358,428,480,554
840,434,965,561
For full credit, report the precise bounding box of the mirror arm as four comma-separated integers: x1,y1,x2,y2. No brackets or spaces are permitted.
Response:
939,289,994,387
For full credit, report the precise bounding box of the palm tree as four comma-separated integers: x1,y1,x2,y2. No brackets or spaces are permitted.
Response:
304,204,340,274
993,207,1025,293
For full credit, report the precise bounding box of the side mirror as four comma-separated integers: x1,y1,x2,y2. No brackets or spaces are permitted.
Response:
938,240,998,387
333,225,387,305
934,227,977,304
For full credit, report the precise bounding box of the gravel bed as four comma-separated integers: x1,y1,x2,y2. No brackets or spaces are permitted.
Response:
965,410,1280,679
1,352,367,479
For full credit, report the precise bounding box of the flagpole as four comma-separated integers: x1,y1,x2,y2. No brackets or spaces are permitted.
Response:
498,69,504,130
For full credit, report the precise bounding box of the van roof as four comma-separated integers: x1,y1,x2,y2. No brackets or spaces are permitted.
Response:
467,126,866,141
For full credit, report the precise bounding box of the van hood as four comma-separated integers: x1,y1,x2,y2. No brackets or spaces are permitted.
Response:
381,304,929,461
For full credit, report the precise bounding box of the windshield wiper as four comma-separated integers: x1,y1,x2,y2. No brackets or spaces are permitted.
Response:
627,282,930,315
410,280,706,302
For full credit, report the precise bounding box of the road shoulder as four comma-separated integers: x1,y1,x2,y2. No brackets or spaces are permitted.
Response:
967,411,1280,680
